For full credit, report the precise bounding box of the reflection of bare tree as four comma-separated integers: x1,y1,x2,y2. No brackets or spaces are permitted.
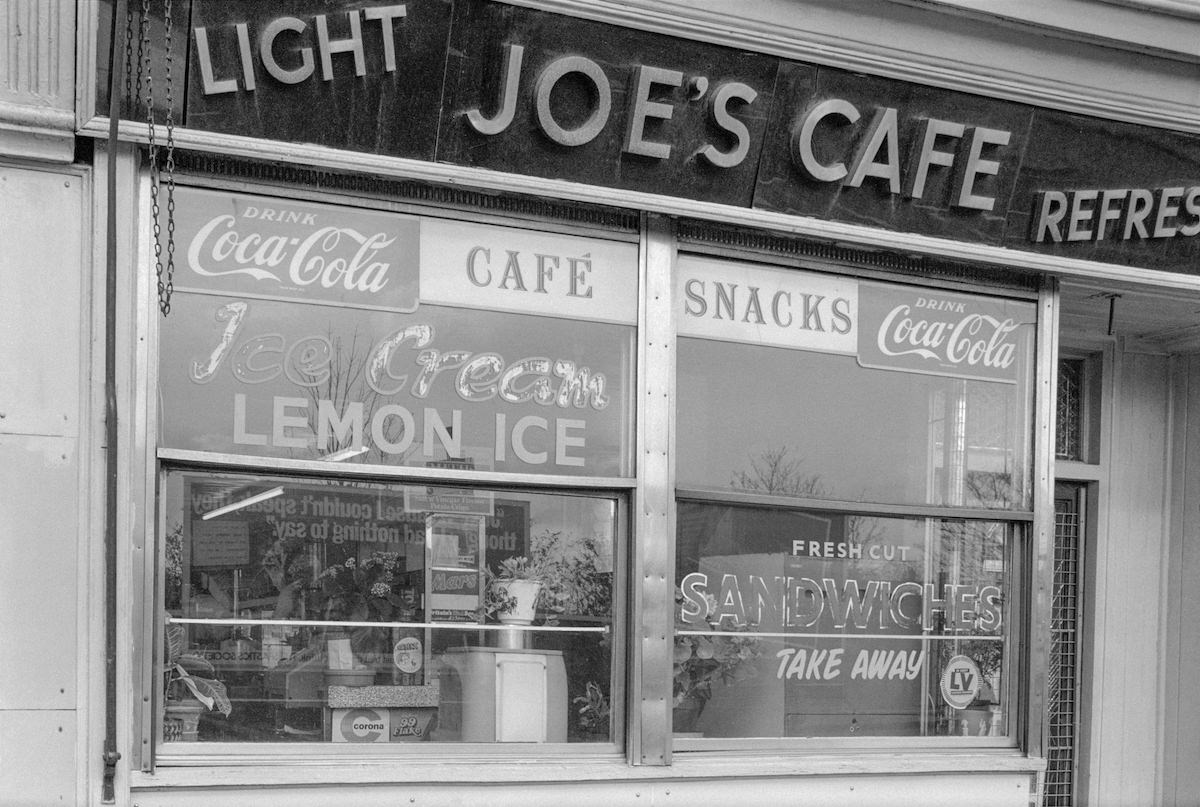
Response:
731,446,883,547
301,330,414,465
730,446,824,497
964,470,1014,509
845,514,884,548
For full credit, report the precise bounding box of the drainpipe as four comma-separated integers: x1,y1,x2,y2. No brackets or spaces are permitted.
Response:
102,0,126,801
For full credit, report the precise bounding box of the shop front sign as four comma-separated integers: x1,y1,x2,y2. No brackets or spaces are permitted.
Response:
160,187,638,476
109,0,1200,274
676,255,1034,384
940,655,983,710
176,187,421,311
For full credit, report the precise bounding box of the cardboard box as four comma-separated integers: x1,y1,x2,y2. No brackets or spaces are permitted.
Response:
330,707,437,742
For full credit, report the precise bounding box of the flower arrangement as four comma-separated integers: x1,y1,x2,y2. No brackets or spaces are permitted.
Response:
314,551,412,623
257,533,316,618
672,590,761,716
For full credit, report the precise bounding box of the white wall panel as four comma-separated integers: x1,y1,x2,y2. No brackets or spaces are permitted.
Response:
0,164,85,805
0,166,83,437
0,435,78,710
1163,355,1200,806
0,710,77,807
1087,346,1170,805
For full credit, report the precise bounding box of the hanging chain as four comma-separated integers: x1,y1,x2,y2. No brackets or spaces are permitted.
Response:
122,4,134,118
162,0,176,316
142,0,163,314
137,0,175,316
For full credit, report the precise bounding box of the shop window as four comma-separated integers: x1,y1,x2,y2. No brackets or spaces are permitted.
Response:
675,502,1013,739
150,186,636,753
673,253,1036,743
158,185,636,477
1056,359,1084,461
1055,354,1101,464
159,470,617,745
676,257,1034,510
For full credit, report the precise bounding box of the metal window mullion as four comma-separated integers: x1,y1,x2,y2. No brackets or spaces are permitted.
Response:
630,214,675,766
131,155,162,773
1027,276,1061,761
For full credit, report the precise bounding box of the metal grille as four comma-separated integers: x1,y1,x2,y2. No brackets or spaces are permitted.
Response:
1045,492,1082,806
171,150,640,233
676,218,1040,290
1056,359,1084,460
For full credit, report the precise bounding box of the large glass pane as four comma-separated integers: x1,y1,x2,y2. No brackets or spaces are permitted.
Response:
674,501,1014,740
160,469,618,745
158,186,638,477
160,293,634,477
676,255,1036,509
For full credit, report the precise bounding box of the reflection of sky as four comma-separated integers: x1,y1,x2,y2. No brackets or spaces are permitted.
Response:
677,337,1031,507
159,292,634,476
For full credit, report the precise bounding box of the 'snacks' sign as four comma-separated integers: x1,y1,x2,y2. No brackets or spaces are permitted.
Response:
676,255,1034,383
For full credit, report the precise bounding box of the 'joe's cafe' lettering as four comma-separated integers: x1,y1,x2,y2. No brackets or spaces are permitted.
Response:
175,1,1200,270
190,2,1015,213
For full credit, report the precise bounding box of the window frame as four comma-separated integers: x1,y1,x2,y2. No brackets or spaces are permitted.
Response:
670,489,1029,751
658,238,1054,757
133,172,642,769
125,172,1055,773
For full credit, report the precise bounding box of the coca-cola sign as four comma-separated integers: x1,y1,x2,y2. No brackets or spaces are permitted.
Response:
171,186,420,311
856,284,1033,383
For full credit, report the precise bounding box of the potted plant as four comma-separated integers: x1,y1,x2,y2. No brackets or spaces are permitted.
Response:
482,530,612,625
163,620,232,741
951,639,1003,736
672,590,760,735
483,556,545,624
572,680,611,740
527,529,611,624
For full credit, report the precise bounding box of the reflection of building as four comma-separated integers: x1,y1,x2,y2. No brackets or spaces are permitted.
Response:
5,2,1200,805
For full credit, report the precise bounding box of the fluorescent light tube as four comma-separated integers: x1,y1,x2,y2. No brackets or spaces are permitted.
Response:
201,486,284,520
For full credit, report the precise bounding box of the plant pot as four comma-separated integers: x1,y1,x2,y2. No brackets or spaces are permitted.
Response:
672,694,705,736
163,700,204,742
496,579,542,625
494,579,542,649
955,706,994,736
